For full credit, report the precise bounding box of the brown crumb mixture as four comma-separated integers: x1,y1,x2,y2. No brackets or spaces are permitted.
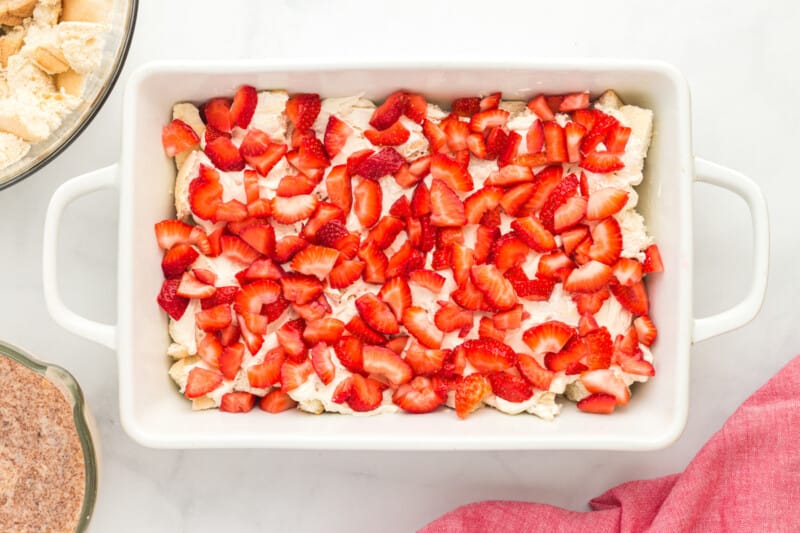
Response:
0,354,85,533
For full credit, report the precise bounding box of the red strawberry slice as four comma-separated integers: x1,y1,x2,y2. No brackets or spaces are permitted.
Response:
384,335,409,355
490,234,528,272
329,259,364,289
643,244,664,273
539,173,579,231
431,153,474,192
291,294,331,322
510,216,556,253
492,305,525,330
272,235,309,263
485,127,509,159
286,93,321,131
161,244,199,279
362,345,413,386
289,244,339,279
239,311,268,336
230,85,257,129
297,134,330,169
276,173,317,197
613,257,643,286
500,183,536,216
218,342,244,380
353,178,382,228
498,131,522,167
429,179,467,227
157,279,189,320
543,336,586,372
215,200,248,222
219,323,242,347
578,313,600,336
188,172,223,221
365,121,410,146
525,165,563,212
523,320,574,354
195,304,232,331
560,225,590,255
464,186,503,224
634,315,657,346
301,202,346,242
239,224,275,257
581,369,630,405
270,194,318,224
536,251,575,281
553,196,588,233
488,371,533,402
408,269,445,293
470,264,517,310
203,97,232,133
478,316,505,341
525,119,544,154
573,108,599,131
543,121,567,163
577,393,616,414
455,374,491,419
404,342,448,376
205,136,245,171
366,216,404,250
580,152,624,173
220,235,261,264
322,165,352,216
201,286,239,310
176,272,215,299
184,367,223,399
276,319,308,361
238,318,264,355
323,115,353,158
402,306,444,349
605,124,632,153
408,155,431,178
356,293,399,334
527,94,555,121
586,188,628,220
162,119,199,157
467,132,488,158
589,218,623,265
334,335,364,373
517,353,554,391
514,151,550,169
422,119,448,153
393,164,421,187
280,273,323,305
154,219,210,252
370,91,407,130
449,242,474,288
485,165,534,187
404,93,427,123
559,92,590,111
474,225,499,264
347,374,385,412
480,92,502,111
233,279,281,314
441,116,470,152
469,109,509,133
511,278,556,301
358,242,388,283
197,333,223,368
619,353,656,376
434,301,474,333
393,376,445,413
389,195,411,218
452,96,481,117
378,277,412,322
584,327,613,370
280,359,314,392
204,124,228,144
580,112,619,154
459,338,516,373
409,181,431,217
309,342,336,385
563,260,613,293
240,129,288,176
572,287,610,315
259,389,298,413
565,122,587,163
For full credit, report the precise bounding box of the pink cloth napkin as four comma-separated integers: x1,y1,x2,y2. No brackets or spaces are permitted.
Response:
421,356,800,533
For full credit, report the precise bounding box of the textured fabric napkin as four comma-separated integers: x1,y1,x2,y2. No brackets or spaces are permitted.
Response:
421,356,800,533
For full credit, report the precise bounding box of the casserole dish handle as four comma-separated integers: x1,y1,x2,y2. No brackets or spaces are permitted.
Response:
692,157,769,343
43,164,118,350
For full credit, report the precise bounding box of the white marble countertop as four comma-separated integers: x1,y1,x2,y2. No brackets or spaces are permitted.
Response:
0,1,796,531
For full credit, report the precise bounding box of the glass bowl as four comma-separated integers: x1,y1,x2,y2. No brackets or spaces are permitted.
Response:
0,0,138,190
0,340,99,532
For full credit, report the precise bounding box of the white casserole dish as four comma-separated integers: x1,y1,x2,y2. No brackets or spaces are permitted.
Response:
42,60,769,450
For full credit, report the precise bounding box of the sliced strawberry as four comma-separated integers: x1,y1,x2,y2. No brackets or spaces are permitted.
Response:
154,219,209,252
233,279,281,314
157,279,189,320
453,374,491,419
478,316,505,341
441,115,470,152
370,91,407,130
270,195,317,224
323,164,352,216
218,342,244,380
176,272,215,299
404,93,427,123
329,259,364,289
306,342,335,385
334,335,364,373
488,372,533,402
276,173,317,197
272,235,309,263
490,234,528,272
497,131,522,167
580,152,624,173
346,374,384,412
420,119,446,154
205,136,244,171
577,393,616,414
195,304,232,332
479,92,501,111
362,345,412,386
259,389,297,413
500,183,536,216
586,188,628,220
247,199,272,218
492,305,524,330
459,338,516,373
430,153,473,192
563,260,613,293
463,186,502,224
610,280,649,316
469,109,509,133
573,108,599,132
279,359,314,392
589,218,623,265
473,225,499,264
555,91,588,111
161,244,199,279
355,293,399,334
286,93,321,131
515,278,557,301
288,244,338,280
536,251,575,281
296,134,330,170
605,124,632,153
449,242,474,288
509,216,555,252
378,277,412,322
584,327,613,370
433,301,474,333
581,369,630,405
542,336,586,372
384,335,409,355
572,288,610,315
229,85,257,129
452,96,481,117
634,315,657,346
565,122,587,163
643,244,664,273
429,179,467,227
203,97,232,133
276,319,308,362
365,121,410,146
353,177,382,228
522,118,544,154
470,264,517,310
184,367,223,399
409,181,431,217
525,165,564,212
613,257,643,286
197,333,223,368
291,294,330,322
485,165,534,187
560,225,590,255
619,353,656,376
403,342,447,376
466,132,488,158
201,286,239,310
323,115,353,158
527,94,555,121
543,121,567,163
220,235,260,265
161,119,199,157
523,320,574,354
358,242,388,284
187,173,224,221
517,353,554,391
237,224,275,257
279,273,323,305
240,129,287,176
388,195,411,218
393,376,445,413
579,171,590,197
214,200,248,222
238,319,264,355
408,269,445,294
484,127,509,159
365,216,404,250
402,306,443,349
539,171,580,232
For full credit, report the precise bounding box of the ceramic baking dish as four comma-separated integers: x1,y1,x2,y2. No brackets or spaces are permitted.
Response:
42,60,769,450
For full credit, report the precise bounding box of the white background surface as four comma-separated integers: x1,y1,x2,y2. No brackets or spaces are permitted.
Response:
1,1,796,531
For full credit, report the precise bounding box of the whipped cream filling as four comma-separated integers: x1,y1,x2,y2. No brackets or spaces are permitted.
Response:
168,93,656,415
